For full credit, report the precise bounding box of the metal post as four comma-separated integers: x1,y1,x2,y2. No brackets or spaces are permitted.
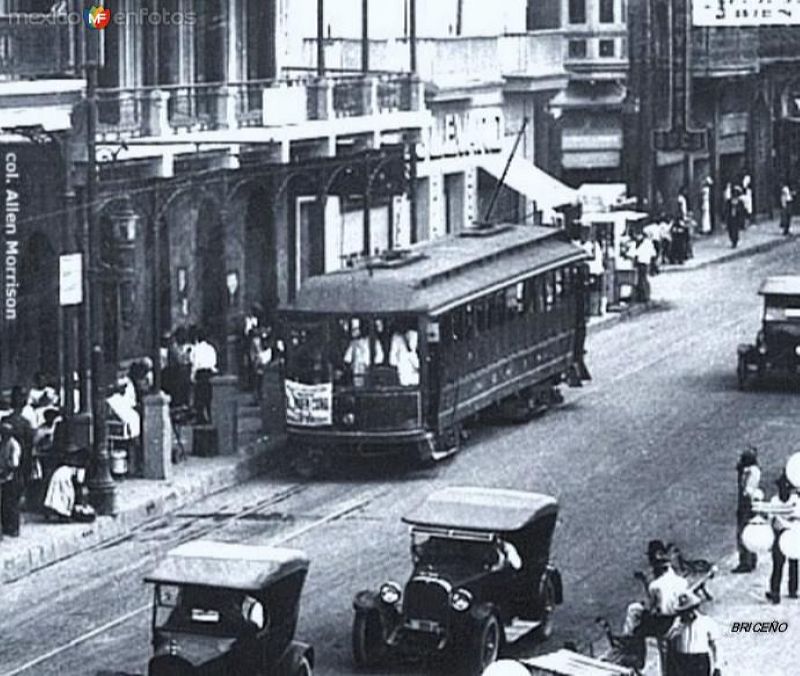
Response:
85,52,117,515
316,0,325,76
363,154,372,256
361,0,369,73
409,0,417,73
152,204,162,394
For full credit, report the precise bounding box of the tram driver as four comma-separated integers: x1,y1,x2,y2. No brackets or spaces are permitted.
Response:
389,327,420,387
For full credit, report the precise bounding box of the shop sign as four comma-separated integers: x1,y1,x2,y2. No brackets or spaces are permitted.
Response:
285,380,333,427
694,0,800,26
59,253,83,306
418,108,504,161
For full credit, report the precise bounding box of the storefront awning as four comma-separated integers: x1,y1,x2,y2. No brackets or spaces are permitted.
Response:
549,81,627,110
478,154,579,213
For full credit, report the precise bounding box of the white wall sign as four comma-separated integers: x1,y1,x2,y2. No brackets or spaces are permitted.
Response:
59,253,83,306
418,108,505,161
694,0,800,26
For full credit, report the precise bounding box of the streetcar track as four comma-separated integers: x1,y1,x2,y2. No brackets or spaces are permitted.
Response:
1,488,383,676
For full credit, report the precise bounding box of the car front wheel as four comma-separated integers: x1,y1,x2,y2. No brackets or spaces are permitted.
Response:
294,655,313,676
464,612,501,675
352,610,387,669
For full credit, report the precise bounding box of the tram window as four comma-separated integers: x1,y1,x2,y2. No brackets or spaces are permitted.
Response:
506,283,525,317
544,273,555,311
342,317,386,386
464,304,476,339
554,270,564,302
490,291,506,328
286,322,330,385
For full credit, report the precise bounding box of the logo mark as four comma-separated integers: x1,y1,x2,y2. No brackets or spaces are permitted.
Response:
83,5,111,30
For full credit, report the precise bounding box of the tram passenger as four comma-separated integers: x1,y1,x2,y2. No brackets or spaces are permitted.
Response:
389,329,420,387
344,319,384,386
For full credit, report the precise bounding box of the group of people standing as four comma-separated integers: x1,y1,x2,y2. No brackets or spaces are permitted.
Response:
160,325,219,424
735,447,799,604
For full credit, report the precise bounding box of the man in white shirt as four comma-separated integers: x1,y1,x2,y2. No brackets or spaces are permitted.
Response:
344,320,383,385
665,592,719,676
191,331,218,424
622,556,689,637
766,473,799,603
632,232,656,302
389,329,420,387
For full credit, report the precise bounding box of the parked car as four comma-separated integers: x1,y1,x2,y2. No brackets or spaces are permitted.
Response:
145,540,314,676
351,487,563,675
738,276,800,389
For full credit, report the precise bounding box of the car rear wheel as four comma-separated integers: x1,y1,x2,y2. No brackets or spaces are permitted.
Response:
352,610,387,669
464,612,502,675
294,655,313,676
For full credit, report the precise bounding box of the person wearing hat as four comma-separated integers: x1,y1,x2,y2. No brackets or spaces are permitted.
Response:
734,447,762,573
0,421,23,537
664,592,719,676
766,472,799,604
726,186,746,249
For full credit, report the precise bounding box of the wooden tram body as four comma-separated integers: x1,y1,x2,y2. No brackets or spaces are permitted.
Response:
278,224,590,467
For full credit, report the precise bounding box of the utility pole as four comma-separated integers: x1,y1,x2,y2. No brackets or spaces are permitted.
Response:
316,0,325,77
361,0,369,73
408,0,418,243
84,32,116,516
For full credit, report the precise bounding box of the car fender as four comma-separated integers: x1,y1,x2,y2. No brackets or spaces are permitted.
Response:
737,343,757,360
468,601,500,625
353,589,400,634
276,641,314,676
541,566,563,606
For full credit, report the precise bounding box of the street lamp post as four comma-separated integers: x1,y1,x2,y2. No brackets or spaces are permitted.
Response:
84,55,117,516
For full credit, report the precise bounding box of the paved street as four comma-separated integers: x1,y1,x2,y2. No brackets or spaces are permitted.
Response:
2,237,799,676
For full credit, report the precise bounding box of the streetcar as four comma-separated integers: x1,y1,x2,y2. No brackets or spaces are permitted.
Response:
278,223,590,473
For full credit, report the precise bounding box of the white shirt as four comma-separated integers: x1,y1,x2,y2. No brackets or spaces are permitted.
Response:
649,567,690,616
389,331,420,387
344,337,383,376
667,613,719,655
781,186,793,208
770,493,800,532
634,238,657,265
192,341,218,374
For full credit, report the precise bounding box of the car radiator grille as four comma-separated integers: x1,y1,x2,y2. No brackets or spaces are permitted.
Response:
403,578,450,625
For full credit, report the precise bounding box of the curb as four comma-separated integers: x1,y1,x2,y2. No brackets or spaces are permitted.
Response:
587,300,669,336
1,434,286,585
662,232,793,274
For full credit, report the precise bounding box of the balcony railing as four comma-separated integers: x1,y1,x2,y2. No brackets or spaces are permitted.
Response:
691,27,759,75
302,32,568,87
94,74,422,141
0,14,78,79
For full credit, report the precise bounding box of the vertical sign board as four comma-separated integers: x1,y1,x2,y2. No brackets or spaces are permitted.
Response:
59,254,83,306
693,1,800,26
1,143,25,385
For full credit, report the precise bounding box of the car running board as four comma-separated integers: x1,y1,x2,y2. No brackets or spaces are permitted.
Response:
504,619,542,643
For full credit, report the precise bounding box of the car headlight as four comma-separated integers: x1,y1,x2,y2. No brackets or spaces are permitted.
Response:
450,588,473,612
342,412,356,426
794,345,800,357
379,582,402,605
759,344,768,355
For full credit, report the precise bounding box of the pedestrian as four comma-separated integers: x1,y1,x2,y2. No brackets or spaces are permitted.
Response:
0,421,23,537
765,473,799,604
780,183,794,236
726,187,746,248
733,447,762,573
3,386,35,509
631,231,656,302
191,328,218,424
677,187,690,223
742,173,753,227
664,592,720,676
700,177,713,234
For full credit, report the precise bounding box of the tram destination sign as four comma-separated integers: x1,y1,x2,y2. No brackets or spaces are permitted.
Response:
694,0,800,26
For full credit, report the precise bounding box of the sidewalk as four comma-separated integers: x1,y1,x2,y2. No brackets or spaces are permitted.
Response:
588,216,792,335
0,411,284,584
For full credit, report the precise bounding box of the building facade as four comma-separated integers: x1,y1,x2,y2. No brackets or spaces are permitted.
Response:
0,0,429,391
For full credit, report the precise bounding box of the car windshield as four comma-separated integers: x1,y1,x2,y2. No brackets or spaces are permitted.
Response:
411,532,500,569
154,584,265,638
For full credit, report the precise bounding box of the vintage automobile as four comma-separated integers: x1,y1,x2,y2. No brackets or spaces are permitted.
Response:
737,276,800,389
351,487,563,675
145,540,314,676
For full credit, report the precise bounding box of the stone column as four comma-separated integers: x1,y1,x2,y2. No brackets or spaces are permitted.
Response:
308,77,332,120
360,75,379,115
145,89,170,137
143,392,172,480
215,84,239,130
211,375,239,455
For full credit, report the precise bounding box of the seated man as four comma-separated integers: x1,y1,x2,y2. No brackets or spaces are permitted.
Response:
622,553,689,638
493,538,523,572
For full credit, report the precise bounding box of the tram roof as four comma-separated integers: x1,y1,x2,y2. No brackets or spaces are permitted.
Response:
284,225,588,315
